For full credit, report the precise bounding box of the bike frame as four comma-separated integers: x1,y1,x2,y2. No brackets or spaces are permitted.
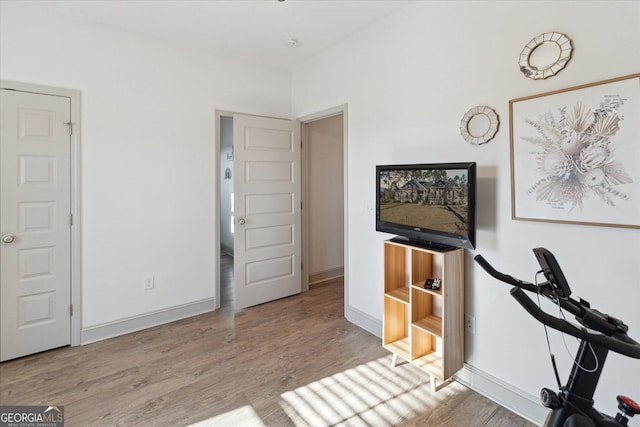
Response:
545,338,626,426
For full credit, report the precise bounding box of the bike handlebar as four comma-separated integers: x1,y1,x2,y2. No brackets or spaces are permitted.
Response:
474,254,640,359
474,253,536,290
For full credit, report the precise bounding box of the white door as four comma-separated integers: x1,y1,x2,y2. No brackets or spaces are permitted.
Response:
233,114,301,309
0,89,72,361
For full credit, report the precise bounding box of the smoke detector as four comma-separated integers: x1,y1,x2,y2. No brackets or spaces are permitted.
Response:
283,37,298,47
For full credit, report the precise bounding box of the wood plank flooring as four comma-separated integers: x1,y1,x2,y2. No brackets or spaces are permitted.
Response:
0,256,536,426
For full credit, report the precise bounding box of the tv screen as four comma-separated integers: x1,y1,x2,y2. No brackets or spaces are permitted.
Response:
376,162,476,250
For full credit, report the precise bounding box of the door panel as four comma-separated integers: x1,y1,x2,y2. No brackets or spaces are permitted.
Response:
1,89,71,361
246,255,294,285
245,193,293,215
245,161,292,182
245,224,293,250
233,114,301,309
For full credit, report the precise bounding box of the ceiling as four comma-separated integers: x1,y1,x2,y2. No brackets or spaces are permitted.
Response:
32,0,412,70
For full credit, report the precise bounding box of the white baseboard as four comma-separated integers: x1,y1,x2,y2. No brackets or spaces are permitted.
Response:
345,305,382,338
455,363,548,425
344,304,547,426
309,267,344,285
81,297,216,345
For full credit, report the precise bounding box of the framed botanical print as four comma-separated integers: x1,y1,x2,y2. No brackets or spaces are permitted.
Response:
509,73,640,228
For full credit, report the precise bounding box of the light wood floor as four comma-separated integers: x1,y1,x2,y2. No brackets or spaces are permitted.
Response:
0,255,536,426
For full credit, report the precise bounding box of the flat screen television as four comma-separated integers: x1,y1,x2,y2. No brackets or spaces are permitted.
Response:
376,162,476,250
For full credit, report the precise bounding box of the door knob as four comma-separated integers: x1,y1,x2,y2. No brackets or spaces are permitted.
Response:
237,218,246,225
3,234,16,244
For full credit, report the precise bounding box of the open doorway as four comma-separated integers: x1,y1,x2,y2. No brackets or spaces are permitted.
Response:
219,115,235,309
217,110,345,311
302,114,345,289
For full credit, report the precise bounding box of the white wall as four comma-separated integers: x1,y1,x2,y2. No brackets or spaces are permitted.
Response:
292,0,640,422
0,2,291,329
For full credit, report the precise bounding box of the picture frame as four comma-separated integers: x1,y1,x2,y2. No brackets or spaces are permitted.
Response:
509,73,640,228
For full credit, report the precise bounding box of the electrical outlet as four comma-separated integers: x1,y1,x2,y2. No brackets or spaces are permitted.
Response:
144,275,155,290
465,314,476,335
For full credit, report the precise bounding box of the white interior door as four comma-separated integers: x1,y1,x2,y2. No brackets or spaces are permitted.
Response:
233,114,301,309
1,89,72,361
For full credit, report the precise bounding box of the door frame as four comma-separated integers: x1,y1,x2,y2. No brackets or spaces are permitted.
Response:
1,80,82,346
298,104,348,307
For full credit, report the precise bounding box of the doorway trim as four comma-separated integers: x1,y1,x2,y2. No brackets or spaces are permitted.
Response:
1,80,82,346
298,104,348,311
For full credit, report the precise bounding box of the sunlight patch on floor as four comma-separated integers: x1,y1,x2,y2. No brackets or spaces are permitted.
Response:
186,356,456,427
279,356,446,426
187,405,266,427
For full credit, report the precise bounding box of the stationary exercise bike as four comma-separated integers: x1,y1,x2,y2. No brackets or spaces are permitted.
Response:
474,248,640,427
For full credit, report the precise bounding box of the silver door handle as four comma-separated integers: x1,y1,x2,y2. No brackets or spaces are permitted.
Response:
237,218,246,225
2,234,16,244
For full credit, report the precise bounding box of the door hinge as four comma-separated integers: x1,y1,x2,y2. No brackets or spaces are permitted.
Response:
64,121,73,136
70,304,73,316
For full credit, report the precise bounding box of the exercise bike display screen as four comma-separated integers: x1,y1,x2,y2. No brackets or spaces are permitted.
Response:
533,247,572,299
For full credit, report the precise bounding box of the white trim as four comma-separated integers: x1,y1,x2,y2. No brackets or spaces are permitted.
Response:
300,122,310,292
0,80,82,347
346,305,381,338
455,363,548,425
309,267,344,286
81,298,216,345
298,105,347,122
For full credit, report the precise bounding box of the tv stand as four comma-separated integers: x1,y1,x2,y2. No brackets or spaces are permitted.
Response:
382,239,464,391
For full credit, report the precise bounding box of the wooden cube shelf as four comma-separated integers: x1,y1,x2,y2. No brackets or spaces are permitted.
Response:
382,239,464,391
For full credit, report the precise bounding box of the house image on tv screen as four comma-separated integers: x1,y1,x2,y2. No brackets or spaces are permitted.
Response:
379,169,469,234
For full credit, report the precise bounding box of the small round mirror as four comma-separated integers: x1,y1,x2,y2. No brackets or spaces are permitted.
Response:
467,113,491,138
519,32,572,80
528,41,562,71
460,106,499,145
